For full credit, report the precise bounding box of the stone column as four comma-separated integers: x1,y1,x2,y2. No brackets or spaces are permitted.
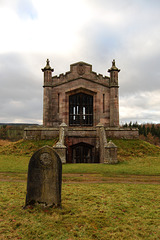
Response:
108,59,120,127
96,123,107,163
53,123,67,164
42,59,54,127
96,123,118,164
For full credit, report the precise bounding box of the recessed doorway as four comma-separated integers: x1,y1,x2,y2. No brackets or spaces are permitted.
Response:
72,142,93,163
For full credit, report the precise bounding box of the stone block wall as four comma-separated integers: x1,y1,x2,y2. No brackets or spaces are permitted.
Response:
24,127,139,141
24,60,139,164
42,61,120,128
24,127,59,140
105,128,139,139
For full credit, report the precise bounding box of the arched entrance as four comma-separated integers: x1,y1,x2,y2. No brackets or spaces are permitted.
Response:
71,142,93,163
69,93,93,126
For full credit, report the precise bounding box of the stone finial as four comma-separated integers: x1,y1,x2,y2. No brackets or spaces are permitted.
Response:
96,123,104,128
42,59,54,72
108,59,120,72
106,140,117,148
60,123,67,128
46,59,50,66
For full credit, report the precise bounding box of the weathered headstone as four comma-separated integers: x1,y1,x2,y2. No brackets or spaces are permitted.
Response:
25,146,62,208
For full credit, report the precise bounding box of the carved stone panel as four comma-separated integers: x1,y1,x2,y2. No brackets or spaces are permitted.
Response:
77,63,85,75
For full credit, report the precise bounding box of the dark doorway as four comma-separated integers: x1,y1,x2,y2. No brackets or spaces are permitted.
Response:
69,93,93,126
72,142,93,163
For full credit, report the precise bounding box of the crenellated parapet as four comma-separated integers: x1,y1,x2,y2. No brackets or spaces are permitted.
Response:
43,61,110,88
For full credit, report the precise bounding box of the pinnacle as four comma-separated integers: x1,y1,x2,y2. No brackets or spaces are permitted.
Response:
42,59,54,72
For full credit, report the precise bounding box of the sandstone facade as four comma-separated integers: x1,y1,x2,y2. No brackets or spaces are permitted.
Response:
42,60,120,128
24,59,139,163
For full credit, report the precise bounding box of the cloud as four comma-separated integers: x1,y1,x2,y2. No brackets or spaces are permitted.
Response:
0,53,43,123
16,0,37,19
120,90,160,124
0,0,160,123
0,0,37,19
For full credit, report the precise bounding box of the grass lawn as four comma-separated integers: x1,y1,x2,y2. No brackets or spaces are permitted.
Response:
0,139,160,239
1,182,160,240
1,155,160,176
0,139,160,176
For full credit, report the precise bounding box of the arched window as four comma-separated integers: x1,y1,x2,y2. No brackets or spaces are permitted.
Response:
69,93,93,126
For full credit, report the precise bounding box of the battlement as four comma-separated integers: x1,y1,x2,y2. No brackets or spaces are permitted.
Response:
44,61,110,87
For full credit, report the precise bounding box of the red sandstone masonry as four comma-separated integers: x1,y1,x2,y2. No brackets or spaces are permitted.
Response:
24,60,139,164
24,127,139,140
42,61,119,127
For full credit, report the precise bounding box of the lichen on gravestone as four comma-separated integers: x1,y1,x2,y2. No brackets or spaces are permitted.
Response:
24,146,62,208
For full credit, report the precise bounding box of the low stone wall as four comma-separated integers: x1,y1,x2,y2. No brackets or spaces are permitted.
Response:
24,127,59,140
24,127,139,140
0,124,38,141
105,127,139,139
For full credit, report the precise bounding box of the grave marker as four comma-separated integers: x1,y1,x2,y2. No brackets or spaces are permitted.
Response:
25,146,62,208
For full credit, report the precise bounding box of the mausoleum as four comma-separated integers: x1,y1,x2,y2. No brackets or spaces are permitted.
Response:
24,59,138,163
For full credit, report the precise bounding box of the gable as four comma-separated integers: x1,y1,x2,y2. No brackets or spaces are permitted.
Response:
44,61,110,88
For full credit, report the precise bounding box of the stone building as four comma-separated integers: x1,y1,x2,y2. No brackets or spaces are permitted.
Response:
42,59,119,128
24,59,139,163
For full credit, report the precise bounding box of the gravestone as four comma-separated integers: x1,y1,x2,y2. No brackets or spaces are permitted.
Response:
25,146,62,208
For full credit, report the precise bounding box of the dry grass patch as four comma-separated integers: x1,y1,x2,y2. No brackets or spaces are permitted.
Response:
0,140,11,146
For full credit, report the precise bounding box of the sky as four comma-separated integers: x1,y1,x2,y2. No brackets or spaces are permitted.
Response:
0,0,160,125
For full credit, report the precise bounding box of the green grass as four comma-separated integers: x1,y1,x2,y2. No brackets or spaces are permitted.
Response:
63,157,160,176
113,139,160,161
0,139,160,176
1,156,160,176
0,155,29,173
1,182,160,240
0,139,159,159
0,138,58,157
1,139,160,239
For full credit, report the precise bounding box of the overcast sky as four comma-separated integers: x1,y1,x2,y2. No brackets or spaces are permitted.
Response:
0,0,160,124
